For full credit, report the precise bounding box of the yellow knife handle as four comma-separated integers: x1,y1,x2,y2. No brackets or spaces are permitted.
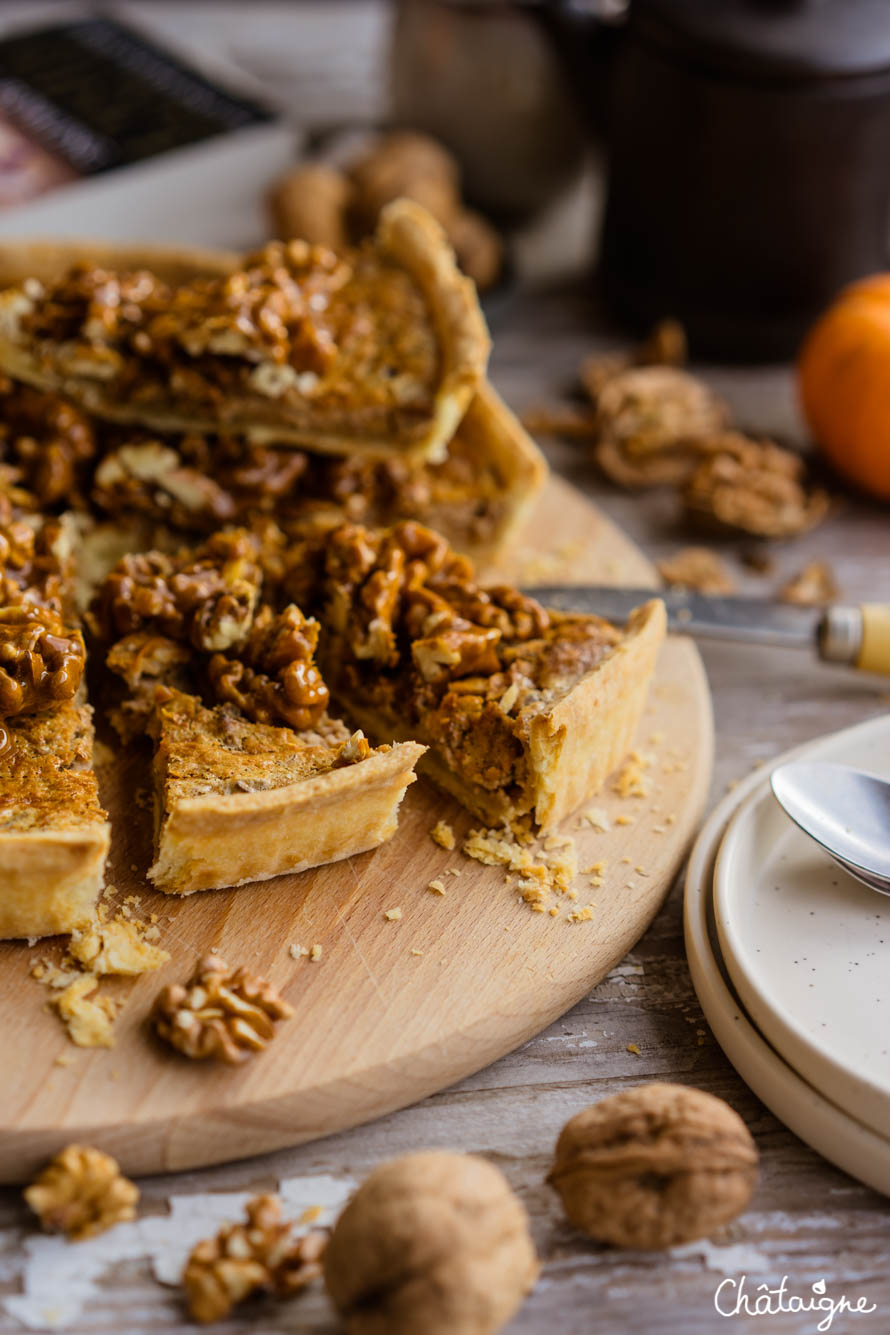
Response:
857,604,890,676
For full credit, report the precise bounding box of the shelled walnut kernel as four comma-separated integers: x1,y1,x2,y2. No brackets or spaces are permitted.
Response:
183,1194,327,1324
151,954,294,1064
548,1083,758,1250
24,1145,139,1240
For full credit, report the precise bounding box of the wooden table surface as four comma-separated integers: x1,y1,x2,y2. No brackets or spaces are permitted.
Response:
1,4,889,1332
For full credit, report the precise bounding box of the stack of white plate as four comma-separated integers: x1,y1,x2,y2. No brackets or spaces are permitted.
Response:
684,715,890,1196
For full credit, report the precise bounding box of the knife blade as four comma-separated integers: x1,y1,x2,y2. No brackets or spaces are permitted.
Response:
524,585,820,647
521,586,890,675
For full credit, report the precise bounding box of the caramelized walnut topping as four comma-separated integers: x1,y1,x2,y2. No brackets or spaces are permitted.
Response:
683,434,830,538
91,530,262,652
0,604,85,717
151,953,295,1064
207,603,329,730
91,431,308,532
183,1194,327,1324
0,376,96,505
25,1145,139,1241
594,367,728,488
0,510,75,613
22,244,350,385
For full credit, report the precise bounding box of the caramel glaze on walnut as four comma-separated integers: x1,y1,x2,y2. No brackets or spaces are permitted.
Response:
93,529,330,732
0,604,85,718
0,375,97,506
89,530,263,654
548,1083,759,1250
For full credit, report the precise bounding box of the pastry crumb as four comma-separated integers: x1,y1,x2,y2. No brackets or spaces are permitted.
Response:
583,807,611,832
430,819,455,850
626,1042,642,1056
428,879,447,895
69,911,169,976
384,907,403,921
614,750,653,799
309,944,323,962
464,825,578,915
54,976,117,1049
288,943,309,960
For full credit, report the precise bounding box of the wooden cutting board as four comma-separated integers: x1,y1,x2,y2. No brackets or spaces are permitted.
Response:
0,477,712,1182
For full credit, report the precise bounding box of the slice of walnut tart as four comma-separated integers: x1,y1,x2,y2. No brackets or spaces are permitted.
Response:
286,519,666,833
91,528,423,895
147,691,422,895
0,200,489,464
0,490,109,938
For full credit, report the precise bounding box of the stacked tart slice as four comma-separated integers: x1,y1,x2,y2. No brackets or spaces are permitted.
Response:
0,201,490,462
0,200,664,926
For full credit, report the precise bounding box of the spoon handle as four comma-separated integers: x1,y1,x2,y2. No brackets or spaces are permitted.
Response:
820,605,890,675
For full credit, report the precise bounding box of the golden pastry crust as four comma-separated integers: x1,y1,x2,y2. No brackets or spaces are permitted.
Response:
147,691,424,895
0,201,490,464
0,702,110,938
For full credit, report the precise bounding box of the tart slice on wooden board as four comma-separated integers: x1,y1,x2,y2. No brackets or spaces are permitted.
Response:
146,691,423,895
288,520,666,833
0,497,109,939
0,200,490,463
0,701,110,938
90,530,425,895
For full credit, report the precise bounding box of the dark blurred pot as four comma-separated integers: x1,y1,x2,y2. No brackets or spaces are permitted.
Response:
543,0,890,359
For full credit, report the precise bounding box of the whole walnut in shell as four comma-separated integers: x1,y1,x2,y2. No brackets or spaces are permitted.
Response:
548,1083,758,1250
323,1151,539,1335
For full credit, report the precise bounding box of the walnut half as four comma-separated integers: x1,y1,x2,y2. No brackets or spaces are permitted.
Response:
0,604,85,717
548,1083,758,1250
323,1150,539,1335
151,954,294,1064
183,1193,327,1323
24,1145,139,1241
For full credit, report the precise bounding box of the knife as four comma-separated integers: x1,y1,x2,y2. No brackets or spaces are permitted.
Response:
523,586,890,676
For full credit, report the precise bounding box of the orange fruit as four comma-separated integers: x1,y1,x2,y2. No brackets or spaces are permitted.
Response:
798,274,890,501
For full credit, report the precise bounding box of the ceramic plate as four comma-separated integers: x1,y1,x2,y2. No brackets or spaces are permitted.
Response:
684,715,890,1198
713,717,890,1139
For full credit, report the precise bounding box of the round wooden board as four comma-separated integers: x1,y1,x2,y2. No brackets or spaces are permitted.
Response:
0,477,712,1182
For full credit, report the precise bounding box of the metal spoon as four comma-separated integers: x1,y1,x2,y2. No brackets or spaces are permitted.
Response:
770,761,890,897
